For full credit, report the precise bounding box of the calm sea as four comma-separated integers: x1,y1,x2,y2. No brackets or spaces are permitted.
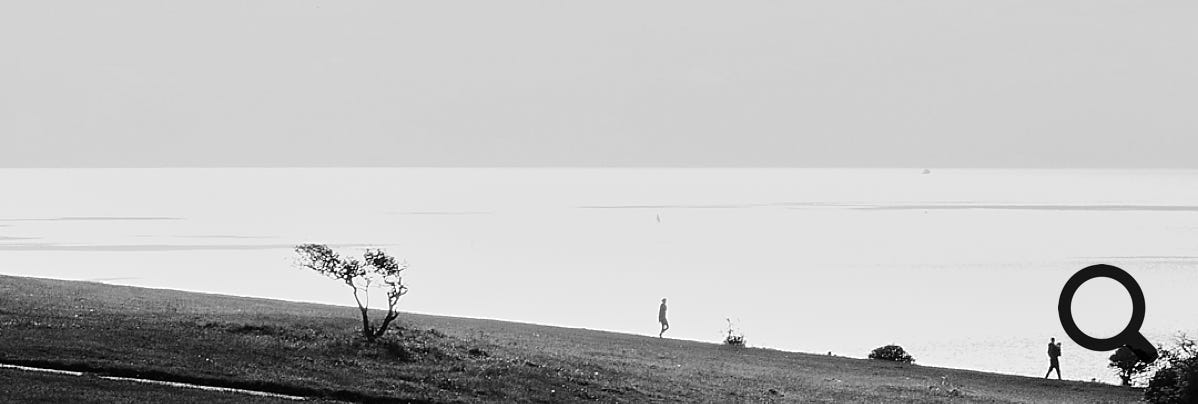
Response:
2,168,1197,384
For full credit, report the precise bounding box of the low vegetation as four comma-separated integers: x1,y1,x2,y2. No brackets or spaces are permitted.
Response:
1108,345,1151,387
723,318,746,347
1144,333,1198,404
869,344,915,364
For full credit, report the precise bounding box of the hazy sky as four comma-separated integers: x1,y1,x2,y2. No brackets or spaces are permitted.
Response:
2,1,1196,167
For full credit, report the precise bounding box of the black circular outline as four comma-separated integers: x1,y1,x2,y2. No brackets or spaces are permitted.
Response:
1058,264,1146,351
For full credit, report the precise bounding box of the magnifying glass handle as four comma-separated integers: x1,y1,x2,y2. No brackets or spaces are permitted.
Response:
1127,333,1159,363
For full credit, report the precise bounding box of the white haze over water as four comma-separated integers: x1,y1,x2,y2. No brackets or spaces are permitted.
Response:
2,168,1197,384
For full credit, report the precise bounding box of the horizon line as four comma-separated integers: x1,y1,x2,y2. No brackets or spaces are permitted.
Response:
3,166,1198,170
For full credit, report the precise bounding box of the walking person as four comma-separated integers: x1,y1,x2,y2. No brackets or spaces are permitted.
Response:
1045,337,1062,379
658,298,669,338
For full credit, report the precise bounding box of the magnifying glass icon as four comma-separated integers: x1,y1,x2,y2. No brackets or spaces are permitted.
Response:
1058,264,1158,363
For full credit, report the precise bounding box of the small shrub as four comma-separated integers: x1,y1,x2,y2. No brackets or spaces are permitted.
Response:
869,344,915,364
379,339,413,362
928,376,965,398
1109,345,1152,386
723,318,745,347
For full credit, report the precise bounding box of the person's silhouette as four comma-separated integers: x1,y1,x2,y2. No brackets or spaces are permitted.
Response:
1045,337,1062,379
658,298,669,338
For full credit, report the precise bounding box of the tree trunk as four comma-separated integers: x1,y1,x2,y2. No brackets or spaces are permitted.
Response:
373,310,399,339
350,287,374,341
359,306,374,341
370,288,404,340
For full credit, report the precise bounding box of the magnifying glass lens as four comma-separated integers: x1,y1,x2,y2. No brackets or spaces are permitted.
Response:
1070,278,1133,339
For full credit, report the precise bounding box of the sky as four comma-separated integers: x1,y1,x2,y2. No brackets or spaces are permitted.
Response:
2,1,1197,168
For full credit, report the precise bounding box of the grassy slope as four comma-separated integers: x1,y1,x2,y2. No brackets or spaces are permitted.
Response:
0,275,1139,403
0,368,291,404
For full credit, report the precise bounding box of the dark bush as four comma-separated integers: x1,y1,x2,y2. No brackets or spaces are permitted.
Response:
380,339,413,362
1110,345,1152,386
1145,356,1197,404
1144,333,1197,403
869,344,914,364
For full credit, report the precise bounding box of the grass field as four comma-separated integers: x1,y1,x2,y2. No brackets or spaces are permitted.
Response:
0,368,292,403
0,275,1140,403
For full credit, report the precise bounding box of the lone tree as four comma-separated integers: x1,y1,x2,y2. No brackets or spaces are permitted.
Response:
295,244,408,342
1110,345,1153,387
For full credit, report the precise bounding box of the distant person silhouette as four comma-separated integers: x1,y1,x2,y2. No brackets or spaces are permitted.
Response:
658,298,669,338
1045,337,1062,379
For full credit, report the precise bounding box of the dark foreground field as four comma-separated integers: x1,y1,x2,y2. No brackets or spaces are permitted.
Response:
0,275,1138,403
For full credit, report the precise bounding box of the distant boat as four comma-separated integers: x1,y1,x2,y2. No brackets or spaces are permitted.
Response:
922,169,932,175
